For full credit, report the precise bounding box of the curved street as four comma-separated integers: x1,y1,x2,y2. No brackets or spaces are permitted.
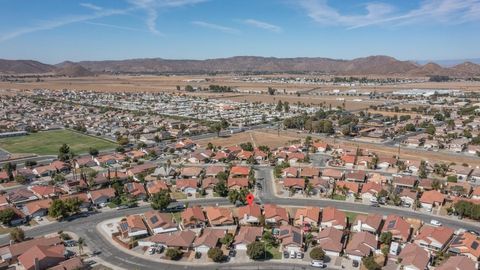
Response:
1,167,479,269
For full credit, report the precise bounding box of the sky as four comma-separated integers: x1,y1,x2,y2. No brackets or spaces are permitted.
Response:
0,0,479,64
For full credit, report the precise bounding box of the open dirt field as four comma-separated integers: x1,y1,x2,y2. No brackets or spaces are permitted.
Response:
196,130,302,149
230,129,480,166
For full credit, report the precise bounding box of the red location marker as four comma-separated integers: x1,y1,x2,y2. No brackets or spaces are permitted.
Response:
246,193,255,206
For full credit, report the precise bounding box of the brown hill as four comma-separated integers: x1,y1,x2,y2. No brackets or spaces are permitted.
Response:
407,62,449,76
55,62,94,77
0,59,54,74
451,62,480,76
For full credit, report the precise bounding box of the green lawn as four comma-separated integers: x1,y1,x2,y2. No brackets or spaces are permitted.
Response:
332,194,346,201
344,211,360,222
265,245,282,260
0,129,117,155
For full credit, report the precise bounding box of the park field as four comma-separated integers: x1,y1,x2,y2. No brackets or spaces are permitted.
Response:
0,129,117,155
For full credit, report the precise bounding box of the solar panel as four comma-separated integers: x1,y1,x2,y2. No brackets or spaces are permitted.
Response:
150,216,159,224
387,220,396,229
119,222,128,231
471,241,479,250
293,231,302,243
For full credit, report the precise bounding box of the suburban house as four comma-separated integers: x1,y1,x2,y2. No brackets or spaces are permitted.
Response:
227,177,249,190
119,215,149,238
436,255,476,270
29,185,63,199
238,204,262,225
282,167,298,178
413,225,454,251
140,230,196,252
180,167,203,179
360,182,383,203
294,207,321,229
175,179,198,195
283,178,305,194
204,166,225,177
399,189,418,208
320,207,347,230
264,204,289,226
143,210,178,234
88,187,116,206
419,190,445,212
351,214,383,235
230,166,250,177
345,231,378,261
181,206,207,229
448,232,480,261
335,181,359,195
193,228,226,253
344,170,367,183
6,188,38,205
381,215,411,242
17,245,66,270
300,167,320,179
204,206,235,227
124,182,147,200
277,225,303,253
315,227,344,257
398,243,431,270
23,199,52,218
234,226,263,250
321,168,343,181
392,176,417,190
145,180,169,196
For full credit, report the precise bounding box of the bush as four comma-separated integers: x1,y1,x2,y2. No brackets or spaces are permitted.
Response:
165,248,182,260
246,241,266,260
10,228,25,242
310,247,325,260
207,247,224,262
362,255,381,270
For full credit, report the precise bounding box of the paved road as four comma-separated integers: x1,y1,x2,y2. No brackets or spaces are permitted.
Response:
2,167,480,269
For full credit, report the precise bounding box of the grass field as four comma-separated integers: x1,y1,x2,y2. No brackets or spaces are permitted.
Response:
0,129,117,155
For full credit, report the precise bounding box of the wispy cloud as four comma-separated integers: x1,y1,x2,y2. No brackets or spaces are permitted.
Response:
128,0,208,35
298,0,480,29
80,3,103,11
192,21,240,34
83,21,151,33
242,19,282,32
0,0,208,42
0,8,129,42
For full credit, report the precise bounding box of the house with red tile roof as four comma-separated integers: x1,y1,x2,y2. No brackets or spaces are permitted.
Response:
313,142,329,152
320,207,347,230
227,177,249,190
204,166,225,177
300,167,320,179
448,232,480,261
59,193,91,211
322,169,343,180
193,228,226,253
392,176,417,189
0,235,62,262
0,205,26,225
29,185,63,199
180,167,203,178
23,199,52,218
335,181,359,195
398,243,430,270
277,225,303,253
234,226,263,250
283,178,305,193
436,255,476,270
360,182,383,202
345,231,378,261
315,227,344,257
230,166,250,177
119,214,148,238
74,156,96,168
175,179,198,194
88,187,116,206
145,180,169,195
264,204,289,226
127,163,157,181
351,214,383,235
201,177,218,191
238,203,262,225
49,256,84,270
309,177,330,196
344,170,366,182
143,210,177,234
472,186,480,200
124,182,147,200
399,189,418,208
205,206,234,226
18,244,66,270
294,207,320,228
140,230,196,252
282,167,298,178
181,206,207,229
341,155,356,167
419,190,445,211
413,225,454,251
381,215,411,242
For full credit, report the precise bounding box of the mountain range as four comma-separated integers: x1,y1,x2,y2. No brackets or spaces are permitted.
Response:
1,55,480,77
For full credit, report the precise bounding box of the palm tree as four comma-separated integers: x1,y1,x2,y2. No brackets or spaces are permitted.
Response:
78,237,85,256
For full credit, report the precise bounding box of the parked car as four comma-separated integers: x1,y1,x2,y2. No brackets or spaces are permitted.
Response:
311,260,325,268
148,247,155,255
296,252,303,259
289,250,296,258
229,250,236,257
430,219,442,226
352,260,359,268
283,251,289,259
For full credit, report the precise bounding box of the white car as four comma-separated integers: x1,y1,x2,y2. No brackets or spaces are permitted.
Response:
311,260,325,268
289,250,296,258
430,219,442,226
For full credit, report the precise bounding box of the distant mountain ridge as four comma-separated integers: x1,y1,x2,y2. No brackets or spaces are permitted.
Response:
1,55,480,77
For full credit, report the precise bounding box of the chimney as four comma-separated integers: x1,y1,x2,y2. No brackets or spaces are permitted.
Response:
357,219,362,231
34,257,40,270
300,215,304,225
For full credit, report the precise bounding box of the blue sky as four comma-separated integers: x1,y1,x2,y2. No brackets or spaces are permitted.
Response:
0,0,479,64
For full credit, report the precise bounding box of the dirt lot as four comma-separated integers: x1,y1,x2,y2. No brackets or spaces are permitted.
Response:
197,130,302,149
